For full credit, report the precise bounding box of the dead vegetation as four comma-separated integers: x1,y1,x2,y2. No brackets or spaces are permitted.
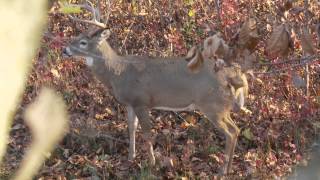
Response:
1,0,320,179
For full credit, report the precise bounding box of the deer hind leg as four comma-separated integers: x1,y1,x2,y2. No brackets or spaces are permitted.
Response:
202,109,239,175
133,107,155,165
223,113,240,174
127,106,139,160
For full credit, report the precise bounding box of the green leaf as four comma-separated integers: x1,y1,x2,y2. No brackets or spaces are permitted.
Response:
242,128,254,141
59,3,82,14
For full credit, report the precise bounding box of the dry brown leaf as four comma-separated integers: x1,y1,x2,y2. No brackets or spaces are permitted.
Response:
266,24,291,57
300,27,315,55
239,18,259,52
283,0,293,11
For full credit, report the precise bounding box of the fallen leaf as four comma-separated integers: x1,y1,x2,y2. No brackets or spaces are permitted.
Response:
300,26,315,55
239,18,259,51
266,24,292,57
242,128,254,141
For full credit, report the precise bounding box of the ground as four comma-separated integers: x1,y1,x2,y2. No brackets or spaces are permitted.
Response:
1,0,320,179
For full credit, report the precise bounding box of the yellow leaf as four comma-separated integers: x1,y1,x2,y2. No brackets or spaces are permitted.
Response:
188,9,195,17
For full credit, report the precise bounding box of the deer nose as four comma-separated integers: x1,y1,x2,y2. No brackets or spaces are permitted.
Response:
62,47,72,57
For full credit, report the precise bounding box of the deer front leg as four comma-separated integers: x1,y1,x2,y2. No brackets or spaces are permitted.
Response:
235,88,252,114
127,106,138,160
133,107,155,165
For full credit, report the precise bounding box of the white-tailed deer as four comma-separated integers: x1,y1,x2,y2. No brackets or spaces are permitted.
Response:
202,33,253,114
63,1,244,175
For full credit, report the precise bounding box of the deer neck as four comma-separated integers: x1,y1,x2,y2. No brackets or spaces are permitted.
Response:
87,40,127,89
98,39,119,60
97,40,128,75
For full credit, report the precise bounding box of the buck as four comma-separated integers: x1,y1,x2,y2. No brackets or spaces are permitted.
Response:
63,1,244,175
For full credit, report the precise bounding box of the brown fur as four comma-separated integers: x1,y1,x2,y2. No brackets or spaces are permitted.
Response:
64,28,242,175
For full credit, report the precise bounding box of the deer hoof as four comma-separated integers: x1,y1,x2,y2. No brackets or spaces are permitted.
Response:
128,153,136,161
149,155,156,166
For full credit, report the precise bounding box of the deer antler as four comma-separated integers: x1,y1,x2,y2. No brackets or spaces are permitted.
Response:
68,0,107,28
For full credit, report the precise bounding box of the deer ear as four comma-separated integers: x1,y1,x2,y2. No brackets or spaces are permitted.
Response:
185,46,197,62
187,48,204,73
100,29,111,39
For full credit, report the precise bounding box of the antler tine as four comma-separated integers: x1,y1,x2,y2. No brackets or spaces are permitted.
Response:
85,0,100,21
68,0,106,28
104,0,111,26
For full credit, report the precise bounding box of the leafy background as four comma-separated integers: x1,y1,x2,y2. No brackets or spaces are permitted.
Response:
1,0,320,179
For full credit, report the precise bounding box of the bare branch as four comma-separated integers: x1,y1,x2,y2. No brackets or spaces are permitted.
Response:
255,55,320,75
259,55,320,66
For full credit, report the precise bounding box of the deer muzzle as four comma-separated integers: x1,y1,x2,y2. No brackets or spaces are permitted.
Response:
62,47,73,57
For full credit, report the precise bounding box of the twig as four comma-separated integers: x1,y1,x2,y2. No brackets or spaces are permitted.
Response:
304,0,310,97
120,21,134,52
259,55,320,66
215,0,222,29
254,56,320,75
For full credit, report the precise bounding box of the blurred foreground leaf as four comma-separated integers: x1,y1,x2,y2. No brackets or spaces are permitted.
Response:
14,88,69,180
0,0,47,163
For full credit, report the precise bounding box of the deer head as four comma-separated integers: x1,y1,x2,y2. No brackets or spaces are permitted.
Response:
62,0,115,67
63,28,111,58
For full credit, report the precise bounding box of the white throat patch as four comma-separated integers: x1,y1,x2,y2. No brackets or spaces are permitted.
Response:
85,57,94,66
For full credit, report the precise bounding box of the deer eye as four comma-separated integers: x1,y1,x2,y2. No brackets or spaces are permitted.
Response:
79,39,88,48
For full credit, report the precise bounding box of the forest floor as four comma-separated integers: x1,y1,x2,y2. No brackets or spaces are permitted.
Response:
1,1,320,179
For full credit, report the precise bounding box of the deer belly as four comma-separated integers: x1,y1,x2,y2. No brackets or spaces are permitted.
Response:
153,104,196,112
